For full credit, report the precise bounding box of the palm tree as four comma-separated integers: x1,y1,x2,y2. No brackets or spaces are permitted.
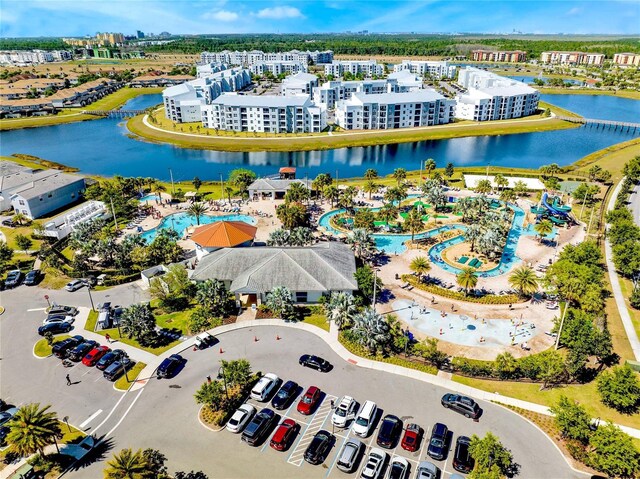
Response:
289,226,313,246
285,182,310,204
363,180,379,200
494,173,508,191
410,256,431,281
377,204,398,226
456,267,478,294
464,223,483,252
12,212,29,226
265,286,294,319
508,266,539,296
364,168,378,180
534,219,554,243
324,185,339,208
187,202,207,226
224,186,235,205
455,197,476,222
339,186,357,212
500,189,517,204
5,403,61,457
154,183,167,198
267,228,290,246
384,186,407,206
424,158,436,179
347,228,376,260
404,208,424,243
196,279,230,316
393,168,407,185
324,291,357,330
475,179,493,195
351,307,391,355
104,448,150,479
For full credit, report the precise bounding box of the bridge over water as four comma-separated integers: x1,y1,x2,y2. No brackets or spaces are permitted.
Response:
556,115,640,132
81,109,147,118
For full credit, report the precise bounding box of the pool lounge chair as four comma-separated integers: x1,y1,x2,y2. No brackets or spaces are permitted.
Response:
457,256,469,264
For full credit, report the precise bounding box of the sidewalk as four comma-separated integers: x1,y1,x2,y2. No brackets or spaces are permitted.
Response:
604,178,640,361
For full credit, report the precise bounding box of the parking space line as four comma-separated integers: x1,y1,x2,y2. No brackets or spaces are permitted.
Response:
324,429,350,478
286,394,337,467
79,409,103,428
81,368,92,377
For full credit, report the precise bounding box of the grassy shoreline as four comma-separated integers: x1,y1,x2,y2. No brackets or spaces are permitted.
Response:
0,87,163,131
538,87,640,100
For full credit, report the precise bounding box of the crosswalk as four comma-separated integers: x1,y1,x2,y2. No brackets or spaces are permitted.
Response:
287,394,337,466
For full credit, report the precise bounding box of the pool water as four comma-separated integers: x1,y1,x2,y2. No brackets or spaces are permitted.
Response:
138,194,161,203
140,213,256,242
393,299,540,347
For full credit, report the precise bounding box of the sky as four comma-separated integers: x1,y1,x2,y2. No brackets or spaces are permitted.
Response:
1,0,639,38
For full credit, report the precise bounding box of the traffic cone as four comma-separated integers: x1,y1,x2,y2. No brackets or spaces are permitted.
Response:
276,335,281,340
254,336,258,342
439,328,443,335
193,345,197,351
219,347,224,354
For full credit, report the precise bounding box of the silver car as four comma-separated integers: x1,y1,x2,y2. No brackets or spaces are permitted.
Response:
65,279,85,292
415,461,439,479
337,437,364,473
226,404,256,433
361,447,387,479
42,315,75,326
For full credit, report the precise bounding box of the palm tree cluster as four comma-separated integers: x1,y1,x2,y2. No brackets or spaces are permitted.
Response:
421,180,447,212
347,228,377,261
508,266,539,296
5,403,62,457
457,197,512,258
324,291,357,330
267,227,314,247
265,286,295,320
350,307,392,355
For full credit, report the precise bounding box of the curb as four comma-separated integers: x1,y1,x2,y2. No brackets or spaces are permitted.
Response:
32,340,52,359
197,404,226,433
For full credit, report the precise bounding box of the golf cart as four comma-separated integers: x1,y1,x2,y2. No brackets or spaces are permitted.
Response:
194,332,216,350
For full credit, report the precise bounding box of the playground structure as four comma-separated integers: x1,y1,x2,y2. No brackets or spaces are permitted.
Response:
530,192,573,226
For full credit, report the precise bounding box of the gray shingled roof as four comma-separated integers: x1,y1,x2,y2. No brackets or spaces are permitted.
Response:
247,178,311,192
191,243,357,294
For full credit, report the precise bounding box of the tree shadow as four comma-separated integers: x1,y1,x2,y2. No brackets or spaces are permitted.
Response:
63,435,114,473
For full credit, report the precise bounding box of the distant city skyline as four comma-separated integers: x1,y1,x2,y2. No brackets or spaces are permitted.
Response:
1,0,639,38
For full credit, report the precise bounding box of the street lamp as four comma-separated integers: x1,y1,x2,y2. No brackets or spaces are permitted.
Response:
122,360,130,383
63,415,71,433
85,283,95,311
217,366,229,400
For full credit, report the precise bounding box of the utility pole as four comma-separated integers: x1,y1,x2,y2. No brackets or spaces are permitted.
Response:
110,197,119,231
168,168,176,195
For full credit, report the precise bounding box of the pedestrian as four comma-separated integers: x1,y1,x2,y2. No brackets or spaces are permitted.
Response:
451,304,454,312
105,333,111,344
66,374,71,386
207,375,211,383
330,399,335,409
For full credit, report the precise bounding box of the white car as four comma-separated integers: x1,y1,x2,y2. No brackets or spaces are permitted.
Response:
331,395,357,428
65,279,86,292
42,315,75,326
360,447,387,479
226,404,256,433
386,456,409,479
250,373,279,401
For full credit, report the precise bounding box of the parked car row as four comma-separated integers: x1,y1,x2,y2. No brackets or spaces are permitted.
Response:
2,269,43,289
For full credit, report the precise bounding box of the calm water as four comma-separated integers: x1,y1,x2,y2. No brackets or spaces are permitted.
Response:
0,93,638,181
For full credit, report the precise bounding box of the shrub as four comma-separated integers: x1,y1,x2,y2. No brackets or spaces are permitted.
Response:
402,275,520,304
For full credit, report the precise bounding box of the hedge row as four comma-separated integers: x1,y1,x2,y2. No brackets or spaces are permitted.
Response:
402,275,521,305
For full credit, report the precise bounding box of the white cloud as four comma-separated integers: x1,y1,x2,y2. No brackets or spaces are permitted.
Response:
567,7,582,15
255,6,304,19
204,10,239,22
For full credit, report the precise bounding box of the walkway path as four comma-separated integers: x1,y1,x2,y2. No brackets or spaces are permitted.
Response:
132,317,640,439
605,178,640,361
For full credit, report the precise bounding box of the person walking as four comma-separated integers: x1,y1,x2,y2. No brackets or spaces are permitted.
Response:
66,374,71,386
105,333,111,344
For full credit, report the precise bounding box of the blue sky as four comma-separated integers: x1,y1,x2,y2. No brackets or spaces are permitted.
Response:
1,1,638,37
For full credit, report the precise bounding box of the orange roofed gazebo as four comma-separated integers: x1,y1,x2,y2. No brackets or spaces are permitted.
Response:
191,221,257,259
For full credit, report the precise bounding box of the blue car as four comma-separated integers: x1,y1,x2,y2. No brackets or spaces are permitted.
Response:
271,380,299,410
157,354,184,379
38,321,72,336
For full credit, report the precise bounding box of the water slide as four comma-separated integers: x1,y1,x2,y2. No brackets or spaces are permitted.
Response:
541,192,570,217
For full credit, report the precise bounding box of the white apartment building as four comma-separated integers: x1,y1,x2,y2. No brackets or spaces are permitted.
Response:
281,72,319,96
613,53,640,67
313,73,424,109
196,62,228,78
454,67,539,121
202,93,327,133
249,61,307,77
200,49,333,66
335,90,454,130
163,68,251,123
393,60,457,79
539,51,605,66
324,60,384,78
0,49,72,66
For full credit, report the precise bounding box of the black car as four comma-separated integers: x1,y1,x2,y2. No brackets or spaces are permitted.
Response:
241,408,276,446
304,430,334,465
299,354,331,372
38,321,72,336
427,423,449,461
24,269,42,286
96,349,126,371
1,219,15,227
441,393,482,419
453,436,474,473
52,335,84,359
157,354,184,379
376,415,403,449
271,380,299,410
4,270,22,288
67,340,98,362
103,358,135,381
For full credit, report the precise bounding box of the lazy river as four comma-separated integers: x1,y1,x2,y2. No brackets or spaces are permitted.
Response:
0,93,638,181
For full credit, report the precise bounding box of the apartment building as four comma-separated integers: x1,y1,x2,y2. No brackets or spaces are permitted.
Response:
163,68,251,123
393,60,457,79
471,50,527,63
200,49,333,66
0,50,72,66
335,90,454,130
455,67,539,121
324,60,384,78
201,93,327,133
281,72,319,96
0,98,55,118
129,74,194,88
613,53,640,67
196,62,228,78
48,78,122,108
540,51,605,66
249,61,307,76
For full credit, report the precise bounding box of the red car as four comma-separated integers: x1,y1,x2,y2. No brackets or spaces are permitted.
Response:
296,386,321,415
82,345,111,366
269,418,298,451
401,423,423,452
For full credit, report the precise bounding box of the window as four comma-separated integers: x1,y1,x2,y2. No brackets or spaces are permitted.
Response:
295,292,308,303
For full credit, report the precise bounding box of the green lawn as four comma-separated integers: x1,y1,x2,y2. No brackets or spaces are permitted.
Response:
538,87,640,101
58,421,86,444
34,335,71,357
453,375,640,429
114,361,147,391
620,278,640,340
301,313,330,332
155,308,191,334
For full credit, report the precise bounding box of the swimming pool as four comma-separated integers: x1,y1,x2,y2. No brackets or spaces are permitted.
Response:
393,299,540,347
138,194,161,203
140,213,256,242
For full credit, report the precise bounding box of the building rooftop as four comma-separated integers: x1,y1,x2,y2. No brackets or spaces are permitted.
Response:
211,93,311,108
349,89,445,104
247,178,311,191
191,221,257,248
283,72,318,83
191,242,357,294
9,171,84,201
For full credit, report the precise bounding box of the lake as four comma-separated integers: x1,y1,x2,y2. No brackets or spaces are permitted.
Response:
0,93,637,182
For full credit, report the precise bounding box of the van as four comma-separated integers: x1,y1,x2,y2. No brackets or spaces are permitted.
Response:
336,437,363,472
250,373,279,402
351,400,377,437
